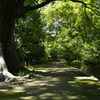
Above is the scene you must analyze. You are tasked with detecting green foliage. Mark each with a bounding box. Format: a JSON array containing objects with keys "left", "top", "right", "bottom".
[
  {"left": 18, "top": 71, "right": 28, "bottom": 76},
  {"left": 14, "top": 0, "right": 100, "bottom": 67},
  {"left": 24, "top": 0, "right": 45, "bottom": 6},
  {"left": 82, "top": 59, "right": 100, "bottom": 76},
  {"left": 15, "top": 10, "right": 46, "bottom": 64},
  {"left": 83, "top": 59, "right": 100, "bottom": 66},
  {"left": 42, "top": 0, "right": 100, "bottom": 64},
  {"left": 80, "top": 42, "right": 100, "bottom": 60},
  {"left": 71, "top": 60, "right": 82, "bottom": 68}
]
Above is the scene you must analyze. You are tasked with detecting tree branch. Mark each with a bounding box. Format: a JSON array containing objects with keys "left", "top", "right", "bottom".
[
  {"left": 16, "top": 0, "right": 99, "bottom": 18},
  {"left": 70, "top": 0, "right": 100, "bottom": 8},
  {"left": 70, "top": 0, "right": 100, "bottom": 15},
  {"left": 70, "top": 0, "right": 87, "bottom": 7},
  {"left": 16, "top": 0, "right": 55, "bottom": 18},
  {"left": 24, "top": 0, "right": 55, "bottom": 12}
]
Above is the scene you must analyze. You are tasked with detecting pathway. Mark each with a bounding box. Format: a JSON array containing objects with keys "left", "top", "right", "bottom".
[{"left": 0, "top": 62, "right": 100, "bottom": 100}]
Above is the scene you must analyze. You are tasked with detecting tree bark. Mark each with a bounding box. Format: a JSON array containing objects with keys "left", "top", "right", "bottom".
[
  {"left": 0, "top": 0, "right": 55, "bottom": 78},
  {"left": 0, "top": 0, "right": 27, "bottom": 77}
]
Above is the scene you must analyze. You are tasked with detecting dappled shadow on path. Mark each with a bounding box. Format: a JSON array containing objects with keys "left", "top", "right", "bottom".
[
  {"left": 0, "top": 66, "right": 100, "bottom": 100},
  {"left": 33, "top": 67, "right": 86, "bottom": 77}
]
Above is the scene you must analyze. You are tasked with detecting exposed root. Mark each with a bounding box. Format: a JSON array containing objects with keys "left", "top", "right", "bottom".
[
  {"left": 0, "top": 71, "right": 16, "bottom": 82},
  {"left": 0, "top": 73, "right": 5, "bottom": 81},
  {"left": 3, "top": 70, "right": 16, "bottom": 78},
  {"left": 0, "top": 43, "right": 16, "bottom": 82}
]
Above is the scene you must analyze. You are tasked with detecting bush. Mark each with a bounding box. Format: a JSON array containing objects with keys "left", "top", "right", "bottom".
[
  {"left": 83, "top": 59, "right": 100, "bottom": 66},
  {"left": 71, "top": 60, "right": 81, "bottom": 68},
  {"left": 18, "top": 71, "right": 28, "bottom": 76},
  {"left": 81, "top": 59, "right": 100, "bottom": 76}
]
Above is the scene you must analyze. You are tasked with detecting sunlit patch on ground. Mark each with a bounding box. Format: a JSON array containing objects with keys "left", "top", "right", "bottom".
[
  {"left": 10, "top": 89, "right": 25, "bottom": 93},
  {"left": 74, "top": 76, "right": 100, "bottom": 87},
  {"left": 20, "top": 96, "right": 35, "bottom": 100},
  {"left": 67, "top": 96, "right": 79, "bottom": 100},
  {"left": 0, "top": 65, "right": 100, "bottom": 100},
  {"left": 39, "top": 93, "right": 60, "bottom": 99},
  {"left": 75, "top": 76, "right": 98, "bottom": 81},
  {"left": 0, "top": 89, "right": 9, "bottom": 92}
]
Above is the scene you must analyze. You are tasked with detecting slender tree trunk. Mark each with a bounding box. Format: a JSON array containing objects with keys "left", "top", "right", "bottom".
[{"left": 0, "top": 0, "right": 27, "bottom": 78}]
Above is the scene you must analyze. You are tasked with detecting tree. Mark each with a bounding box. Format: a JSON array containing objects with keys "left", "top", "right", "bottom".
[
  {"left": 42, "top": 0, "right": 100, "bottom": 63},
  {"left": 15, "top": 11, "right": 46, "bottom": 65},
  {"left": 0, "top": 0, "right": 99, "bottom": 79},
  {"left": 0, "top": 0, "right": 55, "bottom": 78}
]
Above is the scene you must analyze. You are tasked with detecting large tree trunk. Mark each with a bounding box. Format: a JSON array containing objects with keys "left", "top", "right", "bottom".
[
  {"left": 0, "top": 0, "right": 55, "bottom": 80},
  {"left": 0, "top": 0, "right": 27, "bottom": 79}
]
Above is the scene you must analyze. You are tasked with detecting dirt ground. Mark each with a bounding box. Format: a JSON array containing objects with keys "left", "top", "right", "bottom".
[{"left": 0, "top": 63, "right": 100, "bottom": 100}]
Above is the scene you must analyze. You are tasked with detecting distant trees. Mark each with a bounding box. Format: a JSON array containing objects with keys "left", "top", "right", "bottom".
[
  {"left": 15, "top": 0, "right": 100, "bottom": 67},
  {"left": 40, "top": 0, "right": 100, "bottom": 76},
  {"left": 42, "top": 0, "right": 100, "bottom": 64},
  {"left": 0, "top": 0, "right": 99, "bottom": 79}
]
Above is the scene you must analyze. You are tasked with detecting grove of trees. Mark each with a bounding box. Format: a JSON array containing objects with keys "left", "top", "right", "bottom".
[{"left": 0, "top": 0, "right": 100, "bottom": 79}]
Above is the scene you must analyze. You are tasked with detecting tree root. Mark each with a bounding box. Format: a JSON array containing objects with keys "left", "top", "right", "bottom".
[
  {"left": 0, "top": 70, "right": 39, "bottom": 85},
  {"left": 0, "top": 71, "right": 16, "bottom": 82}
]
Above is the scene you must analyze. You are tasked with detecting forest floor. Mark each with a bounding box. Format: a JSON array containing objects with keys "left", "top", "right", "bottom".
[{"left": 0, "top": 62, "right": 100, "bottom": 100}]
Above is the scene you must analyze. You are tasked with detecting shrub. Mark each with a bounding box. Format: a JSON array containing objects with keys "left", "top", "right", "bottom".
[
  {"left": 71, "top": 60, "right": 82, "bottom": 68},
  {"left": 83, "top": 59, "right": 100, "bottom": 66},
  {"left": 81, "top": 59, "right": 100, "bottom": 76},
  {"left": 18, "top": 71, "right": 28, "bottom": 76}
]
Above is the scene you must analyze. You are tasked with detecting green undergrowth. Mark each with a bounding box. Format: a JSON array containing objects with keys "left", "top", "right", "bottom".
[{"left": 18, "top": 71, "right": 28, "bottom": 76}]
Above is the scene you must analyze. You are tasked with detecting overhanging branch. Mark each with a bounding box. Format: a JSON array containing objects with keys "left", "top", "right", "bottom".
[
  {"left": 16, "top": 0, "right": 99, "bottom": 18},
  {"left": 24, "top": 0, "right": 55, "bottom": 11},
  {"left": 16, "top": 0, "right": 55, "bottom": 18},
  {"left": 70, "top": 0, "right": 87, "bottom": 7},
  {"left": 70, "top": 0, "right": 100, "bottom": 15}
]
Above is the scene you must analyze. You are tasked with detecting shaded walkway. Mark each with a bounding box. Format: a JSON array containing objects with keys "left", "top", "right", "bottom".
[{"left": 0, "top": 63, "right": 100, "bottom": 100}]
